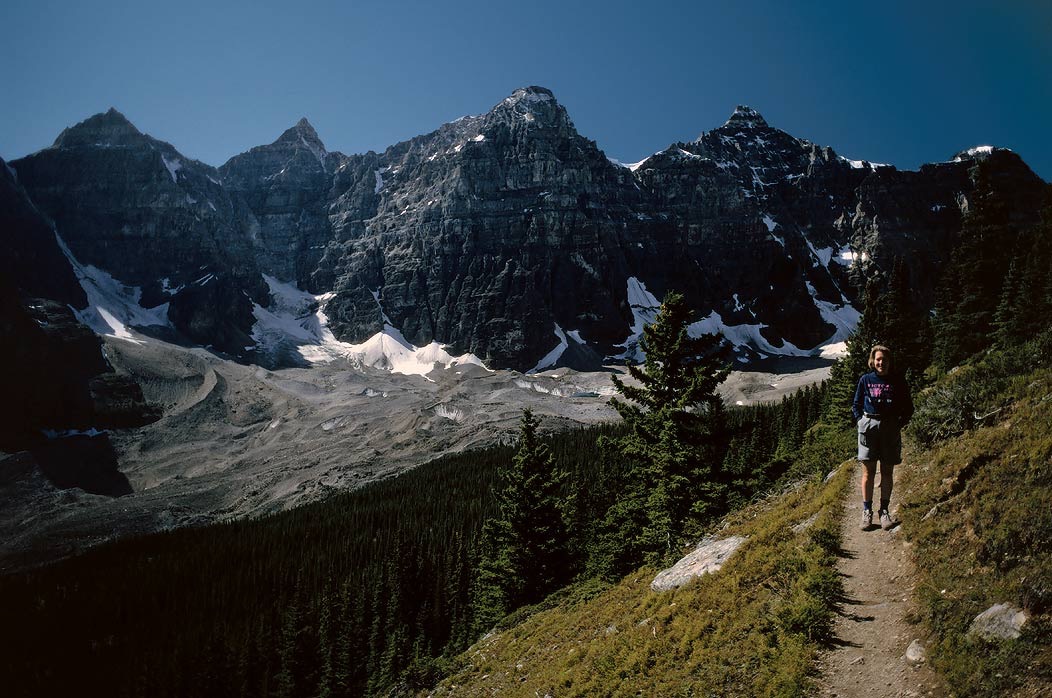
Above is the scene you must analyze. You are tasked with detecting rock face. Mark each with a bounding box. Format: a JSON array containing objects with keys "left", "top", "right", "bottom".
[
  {"left": 8, "top": 91, "right": 1048, "bottom": 371},
  {"left": 0, "top": 162, "right": 159, "bottom": 451},
  {"left": 218, "top": 118, "right": 346, "bottom": 289},
  {"left": 0, "top": 291, "right": 159, "bottom": 451},
  {"left": 312, "top": 86, "right": 651, "bottom": 369},
  {"left": 10, "top": 109, "right": 268, "bottom": 356},
  {"left": 0, "top": 157, "right": 85, "bottom": 308}
]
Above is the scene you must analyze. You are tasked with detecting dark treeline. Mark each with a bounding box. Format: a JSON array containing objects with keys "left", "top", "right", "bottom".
[
  {"left": 722, "top": 383, "right": 825, "bottom": 506},
  {"left": 1, "top": 388, "right": 824, "bottom": 697}
]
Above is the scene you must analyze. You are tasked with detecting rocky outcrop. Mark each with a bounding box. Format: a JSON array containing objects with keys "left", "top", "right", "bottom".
[
  {"left": 0, "top": 156, "right": 85, "bottom": 308},
  {"left": 10, "top": 109, "right": 268, "bottom": 356},
  {"left": 0, "top": 290, "right": 159, "bottom": 451},
  {"left": 219, "top": 118, "right": 347, "bottom": 290}
]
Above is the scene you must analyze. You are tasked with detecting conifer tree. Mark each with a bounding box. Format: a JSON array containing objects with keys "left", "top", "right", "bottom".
[
  {"left": 473, "top": 408, "right": 570, "bottom": 629},
  {"left": 932, "top": 165, "right": 1015, "bottom": 369},
  {"left": 993, "top": 258, "right": 1024, "bottom": 350},
  {"left": 599, "top": 291, "right": 730, "bottom": 570}
]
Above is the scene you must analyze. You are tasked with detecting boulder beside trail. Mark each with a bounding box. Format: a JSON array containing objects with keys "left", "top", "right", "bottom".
[
  {"left": 651, "top": 535, "right": 747, "bottom": 592},
  {"left": 967, "top": 603, "right": 1028, "bottom": 641}
]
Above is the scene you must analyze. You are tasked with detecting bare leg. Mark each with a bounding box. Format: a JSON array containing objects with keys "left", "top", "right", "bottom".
[
  {"left": 860, "top": 459, "right": 877, "bottom": 503},
  {"left": 879, "top": 460, "right": 895, "bottom": 509}
]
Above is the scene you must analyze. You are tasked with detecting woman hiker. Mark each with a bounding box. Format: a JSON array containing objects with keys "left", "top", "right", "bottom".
[{"left": 853, "top": 345, "right": 914, "bottom": 530}]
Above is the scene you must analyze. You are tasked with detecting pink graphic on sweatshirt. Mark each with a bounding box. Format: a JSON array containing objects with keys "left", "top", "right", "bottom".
[{"left": 868, "top": 383, "right": 890, "bottom": 399}]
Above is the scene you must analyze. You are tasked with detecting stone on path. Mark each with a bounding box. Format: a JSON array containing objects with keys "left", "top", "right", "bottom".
[{"left": 905, "top": 639, "right": 926, "bottom": 664}]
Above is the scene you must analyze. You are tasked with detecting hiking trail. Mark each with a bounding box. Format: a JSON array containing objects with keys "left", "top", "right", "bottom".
[{"left": 815, "top": 464, "right": 947, "bottom": 698}]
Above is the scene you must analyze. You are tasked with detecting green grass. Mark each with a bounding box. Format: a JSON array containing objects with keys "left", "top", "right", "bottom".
[
  {"left": 430, "top": 456, "right": 853, "bottom": 697},
  {"left": 898, "top": 367, "right": 1052, "bottom": 697}
]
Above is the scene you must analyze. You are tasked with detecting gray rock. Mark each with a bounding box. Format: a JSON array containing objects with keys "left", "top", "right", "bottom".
[
  {"left": 792, "top": 512, "right": 819, "bottom": 533},
  {"left": 905, "top": 639, "right": 926, "bottom": 664},
  {"left": 967, "top": 603, "right": 1028, "bottom": 640},
  {"left": 650, "top": 535, "right": 747, "bottom": 591}
]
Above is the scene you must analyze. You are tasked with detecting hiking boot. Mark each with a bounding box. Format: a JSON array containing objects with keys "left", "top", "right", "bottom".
[
  {"left": 879, "top": 510, "right": 894, "bottom": 530},
  {"left": 861, "top": 508, "right": 873, "bottom": 530}
]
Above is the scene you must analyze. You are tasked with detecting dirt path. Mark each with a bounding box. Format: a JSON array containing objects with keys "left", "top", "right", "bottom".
[{"left": 814, "top": 465, "right": 946, "bottom": 698}]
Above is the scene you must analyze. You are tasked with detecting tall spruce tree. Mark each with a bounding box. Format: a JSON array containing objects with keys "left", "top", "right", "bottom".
[
  {"left": 597, "top": 291, "right": 730, "bottom": 572},
  {"left": 473, "top": 408, "right": 570, "bottom": 630}
]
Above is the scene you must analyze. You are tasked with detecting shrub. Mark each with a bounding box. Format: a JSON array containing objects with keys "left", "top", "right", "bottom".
[{"left": 909, "top": 326, "right": 1052, "bottom": 446}]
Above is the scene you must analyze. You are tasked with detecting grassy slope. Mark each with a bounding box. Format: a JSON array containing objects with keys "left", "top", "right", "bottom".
[
  {"left": 431, "top": 368, "right": 1052, "bottom": 697},
  {"left": 897, "top": 367, "right": 1052, "bottom": 697},
  {"left": 430, "top": 459, "right": 854, "bottom": 697}
]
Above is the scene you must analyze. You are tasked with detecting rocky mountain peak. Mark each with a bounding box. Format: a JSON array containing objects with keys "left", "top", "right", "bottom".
[
  {"left": 951, "top": 145, "right": 1005, "bottom": 163},
  {"left": 275, "top": 117, "right": 327, "bottom": 160},
  {"left": 52, "top": 108, "right": 144, "bottom": 148},
  {"left": 489, "top": 86, "right": 570, "bottom": 129},
  {"left": 720, "top": 105, "right": 769, "bottom": 130}
]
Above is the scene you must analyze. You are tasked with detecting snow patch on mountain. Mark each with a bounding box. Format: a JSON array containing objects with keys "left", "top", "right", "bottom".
[
  {"left": 55, "top": 233, "right": 171, "bottom": 343},
  {"left": 528, "top": 324, "right": 568, "bottom": 374},
  {"left": 835, "top": 245, "right": 869, "bottom": 266},
  {"left": 251, "top": 275, "right": 489, "bottom": 377},
  {"left": 839, "top": 156, "right": 888, "bottom": 170},
  {"left": 161, "top": 155, "right": 182, "bottom": 183},
  {"left": 684, "top": 284, "right": 858, "bottom": 361},
  {"left": 953, "top": 145, "right": 999, "bottom": 161},
  {"left": 805, "top": 281, "right": 860, "bottom": 358},
  {"left": 433, "top": 404, "right": 466, "bottom": 422},
  {"left": 803, "top": 236, "right": 834, "bottom": 267},
  {"left": 613, "top": 277, "right": 662, "bottom": 362},
  {"left": 688, "top": 311, "right": 807, "bottom": 357}
]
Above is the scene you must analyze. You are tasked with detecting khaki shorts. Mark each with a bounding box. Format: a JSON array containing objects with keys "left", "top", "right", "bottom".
[{"left": 857, "top": 415, "right": 901, "bottom": 465}]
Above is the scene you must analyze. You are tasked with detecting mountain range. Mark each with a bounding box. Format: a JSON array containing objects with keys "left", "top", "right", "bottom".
[{"left": 1, "top": 86, "right": 1047, "bottom": 440}]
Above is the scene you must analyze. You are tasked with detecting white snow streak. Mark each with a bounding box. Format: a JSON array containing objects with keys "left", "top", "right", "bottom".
[
  {"left": 55, "top": 233, "right": 172, "bottom": 343},
  {"left": 161, "top": 155, "right": 182, "bottom": 183},
  {"left": 613, "top": 277, "right": 662, "bottom": 362},
  {"left": 528, "top": 324, "right": 568, "bottom": 374}
]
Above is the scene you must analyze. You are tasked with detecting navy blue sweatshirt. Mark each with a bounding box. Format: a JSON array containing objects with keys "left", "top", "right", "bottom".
[{"left": 852, "top": 372, "right": 914, "bottom": 424}]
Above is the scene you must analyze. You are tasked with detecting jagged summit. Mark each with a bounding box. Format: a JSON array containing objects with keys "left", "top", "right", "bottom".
[
  {"left": 275, "top": 117, "right": 326, "bottom": 152},
  {"left": 489, "top": 85, "right": 570, "bottom": 128},
  {"left": 53, "top": 107, "right": 143, "bottom": 148},
  {"left": 721, "top": 105, "right": 769, "bottom": 130},
  {"left": 951, "top": 144, "right": 1009, "bottom": 163},
  {"left": 504, "top": 86, "right": 557, "bottom": 104}
]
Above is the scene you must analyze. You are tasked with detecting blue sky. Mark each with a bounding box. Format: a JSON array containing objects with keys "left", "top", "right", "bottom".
[{"left": 2, "top": 0, "right": 1049, "bottom": 180}]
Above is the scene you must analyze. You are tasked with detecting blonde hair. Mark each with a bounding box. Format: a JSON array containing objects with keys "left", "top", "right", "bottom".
[{"left": 868, "top": 345, "right": 892, "bottom": 370}]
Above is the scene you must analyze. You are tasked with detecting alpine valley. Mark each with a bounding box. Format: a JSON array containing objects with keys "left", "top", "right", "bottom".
[{"left": 0, "top": 86, "right": 1046, "bottom": 569}]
